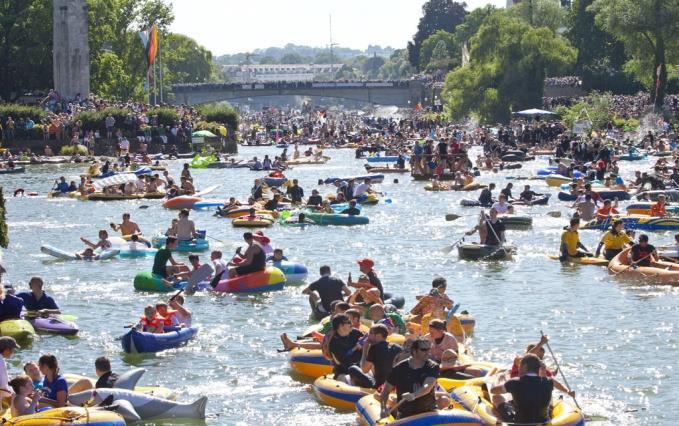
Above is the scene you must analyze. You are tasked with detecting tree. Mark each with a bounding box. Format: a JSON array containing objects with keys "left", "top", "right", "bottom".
[
  {"left": 280, "top": 53, "right": 304, "bottom": 64},
  {"left": 506, "top": 0, "right": 567, "bottom": 33},
  {"left": 419, "top": 30, "right": 457, "bottom": 71},
  {"left": 378, "top": 49, "right": 416, "bottom": 80},
  {"left": 362, "top": 55, "right": 386, "bottom": 79},
  {"left": 163, "top": 33, "right": 213, "bottom": 84},
  {"left": 258, "top": 56, "right": 277, "bottom": 64},
  {"left": 591, "top": 0, "right": 679, "bottom": 107},
  {"left": 0, "top": 0, "right": 52, "bottom": 101},
  {"left": 442, "top": 14, "right": 576, "bottom": 123},
  {"left": 335, "top": 64, "right": 360, "bottom": 80},
  {"left": 312, "top": 50, "right": 335, "bottom": 64},
  {"left": 408, "top": 0, "right": 467, "bottom": 69}
]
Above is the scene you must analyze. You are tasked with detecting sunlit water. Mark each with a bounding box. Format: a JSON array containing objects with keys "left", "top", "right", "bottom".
[{"left": 1, "top": 146, "right": 677, "bottom": 425}]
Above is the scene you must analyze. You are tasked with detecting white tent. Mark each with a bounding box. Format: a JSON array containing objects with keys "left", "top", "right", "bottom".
[{"left": 514, "top": 108, "right": 558, "bottom": 116}]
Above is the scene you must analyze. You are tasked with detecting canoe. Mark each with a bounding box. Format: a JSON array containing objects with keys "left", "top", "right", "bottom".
[
  {"left": 1, "top": 406, "right": 125, "bottom": 425},
  {"left": 626, "top": 202, "right": 679, "bottom": 216},
  {"left": 28, "top": 316, "right": 79, "bottom": 335},
  {"left": 356, "top": 394, "right": 484, "bottom": 425},
  {"left": 636, "top": 190, "right": 679, "bottom": 202},
  {"left": 270, "top": 261, "right": 308, "bottom": 283},
  {"left": 151, "top": 236, "right": 209, "bottom": 252},
  {"left": 498, "top": 215, "right": 532, "bottom": 229},
  {"left": 545, "top": 175, "right": 572, "bottom": 187},
  {"left": 121, "top": 327, "right": 199, "bottom": 353},
  {"left": 162, "top": 196, "right": 202, "bottom": 209},
  {"left": 40, "top": 245, "right": 119, "bottom": 261},
  {"left": 303, "top": 211, "right": 369, "bottom": 226},
  {"left": 558, "top": 190, "right": 630, "bottom": 202},
  {"left": 213, "top": 267, "right": 286, "bottom": 293},
  {"left": 82, "top": 192, "right": 164, "bottom": 201},
  {"left": 0, "top": 167, "right": 25, "bottom": 174},
  {"left": 324, "top": 174, "right": 384, "bottom": 184},
  {"left": 0, "top": 319, "right": 35, "bottom": 340},
  {"left": 608, "top": 248, "right": 679, "bottom": 285},
  {"left": 457, "top": 244, "right": 516, "bottom": 261},
  {"left": 581, "top": 215, "right": 679, "bottom": 231},
  {"left": 547, "top": 255, "right": 609, "bottom": 266}
]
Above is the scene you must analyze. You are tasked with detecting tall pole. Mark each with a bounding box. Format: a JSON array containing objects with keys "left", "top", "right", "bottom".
[
  {"left": 329, "top": 14, "right": 334, "bottom": 76},
  {"left": 153, "top": 59, "right": 157, "bottom": 105},
  {"left": 158, "top": 32, "right": 163, "bottom": 104}
]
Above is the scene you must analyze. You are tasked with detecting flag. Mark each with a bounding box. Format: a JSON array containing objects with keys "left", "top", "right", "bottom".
[{"left": 139, "top": 25, "right": 159, "bottom": 91}]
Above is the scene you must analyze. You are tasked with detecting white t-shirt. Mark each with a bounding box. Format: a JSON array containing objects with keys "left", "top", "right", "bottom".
[
  {"left": 0, "top": 356, "right": 12, "bottom": 396},
  {"left": 491, "top": 201, "right": 511, "bottom": 214},
  {"left": 119, "top": 138, "right": 130, "bottom": 150},
  {"left": 353, "top": 183, "right": 370, "bottom": 197},
  {"left": 213, "top": 259, "right": 228, "bottom": 279}
]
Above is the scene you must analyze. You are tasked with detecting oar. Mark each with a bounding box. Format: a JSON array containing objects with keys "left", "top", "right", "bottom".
[
  {"left": 445, "top": 303, "right": 460, "bottom": 322},
  {"left": 540, "top": 331, "right": 580, "bottom": 410},
  {"left": 378, "top": 397, "right": 408, "bottom": 423},
  {"left": 612, "top": 250, "right": 654, "bottom": 276},
  {"left": 441, "top": 236, "right": 465, "bottom": 254},
  {"left": 169, "top": 288, "right": 184, "bottom": 301},
  {"left": 206, "top": 235, "right": 226, "bottom": 244}
]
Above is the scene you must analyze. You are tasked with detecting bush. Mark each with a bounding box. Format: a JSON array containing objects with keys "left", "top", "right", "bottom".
[
  {"left": 0, "top": 103, "right": 45, "bottom": 123},
  {"left": 74, "top": 107, "right": 133, "bottom": 133},
  {"left": 197, "top": 103, "right": 239, "bottom": 131},
  {"left": 194, "top": 121, "right": 227, "bottom": 136},
  {"left": 147, "top": 107, "right": 179, "bottom": 127},
  {"left": 60, "top": 145, "right": 89, "bottom": 156}
]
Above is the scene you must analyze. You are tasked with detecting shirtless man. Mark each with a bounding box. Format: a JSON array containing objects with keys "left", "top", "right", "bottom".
[
  {"left": 180, "top": 177, "right": 195, "bottom": 195},
  {"left": 175, "top": 209, "right": 198, "bottom": 241},
  {"left": 110, "top": 213, "right": 150, "bottom": 246}
]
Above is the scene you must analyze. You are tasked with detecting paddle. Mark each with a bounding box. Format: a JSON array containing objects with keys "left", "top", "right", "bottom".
[
  {"left": 205, "top": 235, "right": 225, "bottom": 244},
  {"left": 612, "top": 250, "right": 654, "bottom": 276},
  {"left": 441, "top": 236, "right": 465, "bottom": 254},
  {"left": 445, "top": 303, "right": 460, "bottom": 322},
  {"left": 169, "top": 289, "right": 184, "bottom": 301},
  {"left": 540, "top": 331, "right": 581, "bottom": 410},
  {"left": 378, "top": 397, "right": 408, "bottom": 423}
]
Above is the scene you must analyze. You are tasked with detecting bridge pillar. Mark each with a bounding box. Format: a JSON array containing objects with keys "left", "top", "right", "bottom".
[{"left": 53, "top": 0, "right": 90, "bottom": 100}]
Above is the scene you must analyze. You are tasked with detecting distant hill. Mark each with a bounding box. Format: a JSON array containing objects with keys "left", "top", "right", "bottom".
[{"left": 215, "top": 43, "right": 395, "bottom": 65}]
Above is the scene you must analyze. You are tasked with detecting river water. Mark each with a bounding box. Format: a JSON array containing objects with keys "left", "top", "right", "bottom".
[{"left": 1, "top": 146, "right": 676, "bottom": 425}]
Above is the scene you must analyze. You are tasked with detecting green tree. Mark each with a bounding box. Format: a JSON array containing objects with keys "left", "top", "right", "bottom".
[
  {"left": 280, "top": 53, "right": 304, "bottom": 64},
  {"left": 258, "top": 56, "right": 277, "bottom": 64},
  {"left": 362, "top": 55, "right": 386, "bottom": 79},
  {"left": 163, "top": 33, "right": 213, "bottom": 84},
  {"left": 443, "top": 14, "right": 576, "bottom": 123},
  {"left": 312, "top": 50, "right": 335, "bottom": 64},
  {"left": 506, "top": 0, "right": 567, "bottom": 32},
  {"left": 420, "top": 30, "right": 457, "bottom": 71},
  {"left": 591, "top": 0, "right": 679, "bottom": 107},
  {"left": 407, "top": 0, "right": 467, "bottom": 69},
  {"left": 378, "top": 49, "right": 416, "bottom": 79},
  {"left": 0, "top": 0, "right": 52, "bottom": 101},
  {"left": 335, "top": 64, "right": 360, "bottom": 80}
]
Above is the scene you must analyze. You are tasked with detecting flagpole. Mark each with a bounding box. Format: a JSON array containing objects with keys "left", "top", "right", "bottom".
[{"left": 158, "top": 32, "right": 163, "bottom": 104}]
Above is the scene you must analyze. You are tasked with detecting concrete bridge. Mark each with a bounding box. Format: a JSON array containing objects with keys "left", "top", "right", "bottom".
[{"left": 171, "top": 80, "right": 424, "bottom": 107}]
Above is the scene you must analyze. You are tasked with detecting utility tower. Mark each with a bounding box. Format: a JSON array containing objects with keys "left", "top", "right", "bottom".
[{"left": 53, "top": 0, "right": 90, "bottom": 99}]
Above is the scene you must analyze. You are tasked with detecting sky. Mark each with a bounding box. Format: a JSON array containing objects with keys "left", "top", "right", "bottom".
[{"left": 169, "top": 0, "right": 505, "bottom": 56}]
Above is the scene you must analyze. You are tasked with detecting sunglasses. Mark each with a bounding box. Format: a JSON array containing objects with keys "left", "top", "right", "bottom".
[{"left": 417, "top": 346, "right": 431, "bottom": 352}]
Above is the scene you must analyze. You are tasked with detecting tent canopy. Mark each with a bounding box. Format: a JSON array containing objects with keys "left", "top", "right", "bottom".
[
  {"left": 514, "top": 108, "right": 558, "bottom": 116},
  {"left": 192, "top": 130, "right": 218, "bottom": 138}
]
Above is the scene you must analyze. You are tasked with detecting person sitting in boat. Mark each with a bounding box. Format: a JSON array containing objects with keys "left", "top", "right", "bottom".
[
  {"left": 152, "top": 237, "right": 189, "bottom": 286},
  {"left": 180, "top": 163, "right": 192, "bottom": 182},
  {"left": 347, "top": 259, "right": 384, "bottom": 307},
  {"left": 17, "top": 277, "right": 60, "bottom": 316},
  {"left": 302, "top": 265, "right": 351, "bottom": 320},
  {"left": 519, "top": 185, "right": 542, "bottom": 203},
  {"left": 650, "top": 194, "right": 668, "bottom": 217},
  {"left": 54, "top": 177, "right": 70, "bottom": 193},
  {"left": 166, "top": 184, "right": 180, "bottom": 199},
  {"left": 465, "top": 208, "right": 505, "bottom": 247},
  {"left": 110, "top": 213, "right": 149, "bottom": 245},
  {"left": 262, "top": 155, "right": 272, "bottom": 170},
  {"left": 329, "top": 192, "right": 347, "bottom": 206},
  {"left": 8, "top": 376, "right": 38, "bottom": 417},
  {"left": 136, "top": 305, "right": 164, "bottom": 334},
  {"left": 38, "top": 353, "right": 68, "bottom": 408},
  {"left": 169, "top": 294, "right": 192, "bottom": 327},
  {"left": 478, "top": 183, "right": 495, "bottom": 207},
  {"left": 251, "top": 157, "right": 263, "bottom": 171},
  {"left": 251, "top": 179, "right": 264, "bottom": 200},
  {"left": 630, "top": 234, "right": 657, "bottom": 267},
  {"left": 180, "top": 177, "right": 195, "bottom": 195},
  {"left": 347, "top": 323, "right": 402, "bottom": 389},
  {"left": 595, "top": 198, "right": 619, "bottom": 221},
  {"left": 439, "top": 348, "right": 484, "bottom": 379},
  {"left": 266, "top": 248, "right": 288, "bottom": 263},
  {"left": 424, "top": 319, "right": 458, "bottom": 362},
  {"left": 123, "top": 180, "right": 136, "bottom": 195},
  {"left": 176, "top": 209, "right": 198, "bottom": 242},
  {"left": 307, "top": 189, "right": 323, "bottom": 207},
  {"left": 354, "top": 178, "right": 374, "bottom": 198},
  {"left": 500, "top": 183, "right": 514, "bottom": 200},
  {"left": 165, "top": 219, "right": 178, "bottom": 237},
  {"left": 560, "top": 217, "right": 591, "bottom": 260},
  {"left": 228, "top": 232, "right": 266, "bottom": 278},
  {"left": 94, "top": 357, "right": 118, "bottom": 389},
  {"left": 595, "top": 219, "right": 633, "bottom": 260},
  {"left": 0, "top": 286, "right": 24, "bottom": 322},
  {"left": 80, "top": 230, "right": 112, "bottom": 253},
  {"left": 368, "top": 304, "right": 406, "bottom": 335},
  {"left": 23, "top": 362, "right": 42, "bottom": 391},
  {"left": 340, "top": 200, "right": 360, "bottom": 216},
  {"left": 491, "top": 193, "right": 514, "bottom": 214},
  {"left": 263, "top": 194, "right": 281, "bottom": 211},
  {"left": 380, "top": 337, "right": 441, "bottom": 420},
  {"left": 218, "top": 197, "right": 242, "bottom": 214},
  {"left": 408, "top": 278, "right": 454, "bottom": 325},
  {"left": 326, "top": 313, "right": 365, "bottom": 383}
]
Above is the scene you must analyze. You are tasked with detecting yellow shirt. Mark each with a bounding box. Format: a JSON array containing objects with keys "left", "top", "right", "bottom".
[
  {"left": 601, "top": 231, "right": 631, "bottom": 250},
  {"left": 561, "top": 229, "right": 580, "bottom": 256}
]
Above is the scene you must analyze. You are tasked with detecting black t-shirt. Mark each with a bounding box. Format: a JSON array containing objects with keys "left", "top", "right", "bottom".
[
  {"left": 328, "top": 329, "right": 364, "bottom": 376},
  {"left": 500, "top": 188, "right": 512, "bottom": 199},
  {"left": 437, "top": 141, "right": 448, "bottom": 156},
  {"left": 308, "top": 276, "right": 346, "bottom": 311},
  {"left": 367, "top": 271, "right": 384, "bottom": 299},
  {"left": 485, "top": 220, "right": 506, "bottom": 246},
  {"left": 307, "top": 195, "right": 323, "bottom": 206},
  {"left": 367, "top": 341, "right": 402, "bottom": 386},
  {"left": 631, "top": 243, "right": 655, "bottom": 266},
  {"left": 504, "top": 375, "right": 553, "bottom": 424},
  {"left": 340, "top": 207, "right": 360, "bottom": 216},
  {"left": 387, "top": 358, "right": 439, "bottom": 418},
  {"left": 95, "top": 371, "right": 119, "bottom": 389},
  {"left": 264, "top": 199, "right": 278, "bottom": 210},
  {"left": 479, "top": 189, "right": 492, "bottom": 205}
]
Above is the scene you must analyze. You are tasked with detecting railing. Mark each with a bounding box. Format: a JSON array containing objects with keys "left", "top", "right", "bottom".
[{"left": 172, "top": 80, "right": 411, "bottom": 92}]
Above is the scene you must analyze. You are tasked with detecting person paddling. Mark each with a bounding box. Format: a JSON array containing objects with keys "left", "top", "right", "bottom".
[{"left": 560, "top": 218, "right": 591, "bottom": 261}]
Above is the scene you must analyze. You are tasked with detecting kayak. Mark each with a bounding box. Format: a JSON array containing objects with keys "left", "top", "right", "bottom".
[
  {"left": 626, "top": 202, "right": 679, "bottom": 216},
  {"left": 132, "top": 271, "right": 211, "bottom": 293},
  {"left": 0, "top": 319, "right": 35, "bottom": 340},
  {"left": 581, "top": 215, "right": 679, "bottom": 231},
  {"left": 608, "top": 248, "right": 679, "bottom": 284},
  {"left": 162, "top": 196, "right": 202, "bottom": 209},
  {"left": 324, "top": 174, "right": 384, "bottom": 184},
  {"left": 213, "top": 267, "right": 286, "bottom": 293},
  {"left": 356, "top": 394, "right": 483, "bottom": 425},
  {"left": 303, "top": 211, "right": 369, "bottom": 226},
  {"left": 545, "top": 175, "right": 572, "bottom": 187},
  {"left": 28, "top": 316, "right": 79, "bottom": 335},
  {"left": 457, "top": 244, "right": 516, "bottom": 261},
  {"left": 151, "top": 236, "right": 209, "bottom": 252},
  {"left": 270, "top": 261, "right": 308, "bottom": 284},
  {"left": 121, "top": 327, "right": 199, "bottom": 353},
  {"left": 0, "top": 406, "right": 125, "bottom": 425},
  {"left": 40, "top": 245, "right": 119, "bottom": 261},
  {"left": 498, "top": 215, "right": 532, "bottom": 229},
  {"left": 510, "top": 194, "right": 551, "bottom": 206},
  {"left": 547, "top": 255, "right": 609, "bottom": 266}
]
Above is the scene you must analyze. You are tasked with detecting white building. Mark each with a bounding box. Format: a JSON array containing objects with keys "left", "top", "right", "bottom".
[{"left": 223, "top": 64, "right": 344, "bottom": 83}]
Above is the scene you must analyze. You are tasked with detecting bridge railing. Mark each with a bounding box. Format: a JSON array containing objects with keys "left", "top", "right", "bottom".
[{"left": 172, "top": 80, "right": 412, "bottom": 92}]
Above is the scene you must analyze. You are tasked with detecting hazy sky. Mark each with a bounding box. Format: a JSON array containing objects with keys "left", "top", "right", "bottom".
[{"left": 169, "top": 0, "right": 505, "bottom": 56}]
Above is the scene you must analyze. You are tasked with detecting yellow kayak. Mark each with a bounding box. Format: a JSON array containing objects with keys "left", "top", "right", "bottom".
[
  {"left": 0, "top": 319, "right": 35, "bottom": 340},
  {"left": 545, "top": 174, "right": 572, "bottom": 187},
  {"left": 548, "top": 255, "right": 609, "bottom": 266},
  {"left": 0, "top": 406, "right": 125, "bottom": 425}
]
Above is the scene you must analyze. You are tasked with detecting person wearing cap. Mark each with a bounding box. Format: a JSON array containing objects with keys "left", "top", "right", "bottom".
[
  {"left": 303, "top": 266, "right": 351, "bottom": 320},
  {"left": 594, "top": 219, "right": 633, "bottom": 260},
  {"left": 16, "top": 277, "right": 60, "bottom": 315},
  {"left": 630, "top": 234, "right": 657, "bottom": 267},
  {"left": 348, "top": 258, "right": 384, "bottom": 304},
  {"left": 253, "top": 231, "right": 273, "bottom": 255},
  {"left": 650, "top": 194, "right": 668, "bottom": 217},
  {"left": 0, "top": 336, "right": 20, "bottom": 397},
  {"left": 228, "top": 232, "right": 266, "bottom": 277},
  {"left": 559, "top": 218, "right": 591, "bottom": 261},
  {"left": 424, "top": 319, "right": 459, "bottom": 362},
  {"left": 0, "top": 286, "right": 24, "bottom": 322}
]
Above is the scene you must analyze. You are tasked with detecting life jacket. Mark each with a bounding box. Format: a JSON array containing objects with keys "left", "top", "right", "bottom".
[{"left": 140, "top": 315, "right": 163, "bottom": 332}]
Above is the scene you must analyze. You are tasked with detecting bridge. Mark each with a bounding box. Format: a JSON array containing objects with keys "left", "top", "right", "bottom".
[{"left": 171, "top": 80, "right": 424, "bottom": 107}]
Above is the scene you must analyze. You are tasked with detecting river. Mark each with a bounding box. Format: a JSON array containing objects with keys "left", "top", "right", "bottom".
[{"left": 0, "top": 146, "right": 676, "bottom": 425}]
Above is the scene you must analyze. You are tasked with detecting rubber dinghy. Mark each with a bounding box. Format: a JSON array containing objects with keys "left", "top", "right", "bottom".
[
  {"left": 68, "top": 388, "right": 208, "bottom": 420},
  {"left": 121, "top": 327, "right": 199, "bottom": 353}
]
